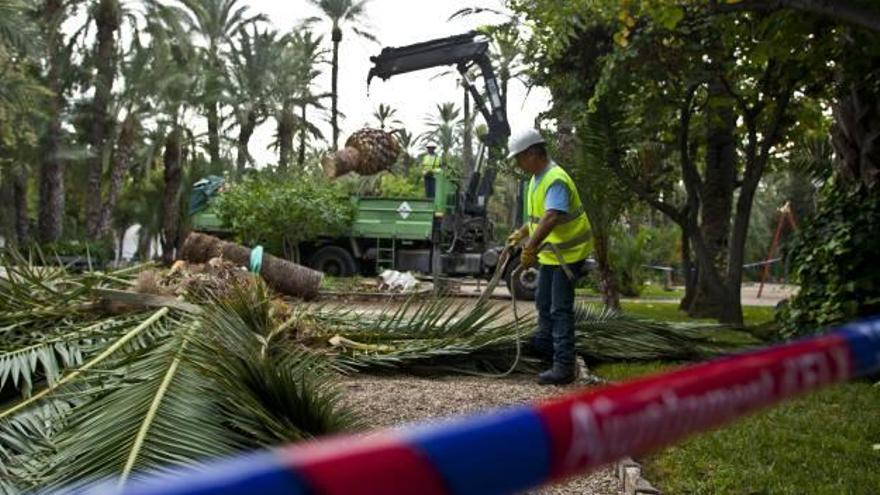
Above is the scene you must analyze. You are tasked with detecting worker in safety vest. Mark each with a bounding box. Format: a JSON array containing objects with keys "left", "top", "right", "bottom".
[
  {"left": 422, "top": 144, "right": 442, "bottom": 198},
  {"left": 506, "top": 129, "right": 591, "bottom": 385}
]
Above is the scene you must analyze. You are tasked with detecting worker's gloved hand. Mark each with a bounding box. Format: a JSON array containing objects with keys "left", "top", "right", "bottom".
[
  {"left": 506, "top": 230, "right": 525, "bottom": 247},
  {"left": 520, "top": 245, "right": 538, "bottom": 268}
]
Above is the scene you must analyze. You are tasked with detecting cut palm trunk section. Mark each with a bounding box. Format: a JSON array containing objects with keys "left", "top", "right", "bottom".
[
  {"left": 321, "top": 128, "right": 401, "bottom": 178},
  {"left": 180, "top": 233, "right": 323, "bottom": 300}
]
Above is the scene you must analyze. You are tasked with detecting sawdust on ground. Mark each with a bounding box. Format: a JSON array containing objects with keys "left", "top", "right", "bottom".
[{"left": 342, "top": 374, "right": 621, "bottom": 495}]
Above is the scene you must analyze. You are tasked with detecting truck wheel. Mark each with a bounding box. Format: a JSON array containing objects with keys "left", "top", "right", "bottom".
[
  {"left": 506, "top": 258, "right": 538, "bottom": 301},
  {"left": 309, "top": 246, "right": 358, "bottom": 277}
]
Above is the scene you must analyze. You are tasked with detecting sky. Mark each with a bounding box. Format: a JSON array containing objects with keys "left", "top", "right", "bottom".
[{"left": 242, "top": 0, "right": 551, "bottom": 166}]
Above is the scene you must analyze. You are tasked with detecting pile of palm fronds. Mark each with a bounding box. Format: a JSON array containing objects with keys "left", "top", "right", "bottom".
[
  {"left": 0, "top": 251, "right": 748, "bottom": 492},
  {"left": 0, "top": 254, "right": 357, "bottom": 493}
]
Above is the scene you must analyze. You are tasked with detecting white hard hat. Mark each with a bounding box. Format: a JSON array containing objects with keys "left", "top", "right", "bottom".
[{"left": 506, "top": 128, "right": 546, "bottom": 159}]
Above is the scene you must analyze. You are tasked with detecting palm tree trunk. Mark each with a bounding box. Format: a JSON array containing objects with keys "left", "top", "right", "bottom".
[
  {"left": 161, "top": 128, "right": 183, "bottom": 264},
  {"left": 99, "top": 114, "right": 137, "bottom": 235},
  {"left": 331, "top": 25, "right": 341, "bottom": 151},
  {"left": 278, "top": 104, "right": 294, "bottom": 171},
  {"left": 236, "top": 110, "right": 257, "bottom": 176},
  {"left": 38, "top": 0, "right": 66, "bottom": 244},
  {"left": 13, "top": 167, "right": 29, "bottom": 245},
  {"left": 298, "top": 104, "right": 307, "bottom": 169},
  {"left": 86, "top": 0, "right": 120, "bottom": 238},
  {"left": 208, "top": 102, "right": 221, "bottom": 169}
]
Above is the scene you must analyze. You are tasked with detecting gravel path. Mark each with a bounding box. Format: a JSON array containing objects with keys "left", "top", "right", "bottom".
[{"left": 342, "top": 374, "right": 620, "bottom": 495}]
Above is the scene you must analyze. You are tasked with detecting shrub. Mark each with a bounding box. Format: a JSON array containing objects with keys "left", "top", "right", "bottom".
[
  {"left": 777, "top": 180, "right": 880, "bottom": 337},
  {"left": 213, "top": 172, "right": 356, "bottom": 253}
]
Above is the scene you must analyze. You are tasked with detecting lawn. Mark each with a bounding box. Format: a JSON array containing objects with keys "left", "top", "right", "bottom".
[{"left": 594, "top": 314, "right": 880, "bottom": 494}]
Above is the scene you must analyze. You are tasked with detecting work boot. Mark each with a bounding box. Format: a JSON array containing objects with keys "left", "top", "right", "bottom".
[{"left": 538, "top": 363, "right": 577, "bottom": 385}]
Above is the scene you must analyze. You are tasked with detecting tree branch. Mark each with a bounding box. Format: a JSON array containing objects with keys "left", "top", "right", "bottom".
[{"left": 709, "top": 0, "right": 880, "bottom": 33}]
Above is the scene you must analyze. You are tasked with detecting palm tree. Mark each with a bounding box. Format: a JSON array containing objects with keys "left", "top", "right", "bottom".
[
  {"left": 84, "top": 0, "right": 123, "bottom": 237},
  {"left": 143, "top": 1, "right": 199, "bottom": 263},
  {"left": 422, "top": 102, "right": 462, "bottom": 164},
  {"left": 372, "top": 103, "right": 401, "bottom": 130},
  {"left": 176, "top": 0, "right": 264, "bottom": 170},
  {"left": 307, "top": 0, "right": 375, "bottom": 151},
  {"left": 269, "top": 29, "right": 327, "bottom": 171},
  {"left": 228, "top": 25, "right": 277, "bottom": 175},
  {"left": 37, "top": 0, "right": 69, "bottom": 243}
]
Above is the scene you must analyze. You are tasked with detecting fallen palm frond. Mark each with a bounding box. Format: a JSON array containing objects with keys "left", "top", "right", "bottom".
[
  {"left": 303, "top": 300, "right": 740, "bottom": 374},
  {"left": 572, "top": 304, "right": 737, "bottom": 362},
  {"left": 302, "top": 298, "right": 541, "bottom": 374}
]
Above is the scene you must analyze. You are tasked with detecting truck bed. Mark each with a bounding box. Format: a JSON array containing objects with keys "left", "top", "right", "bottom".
[{"left": 351, "top": 196, "right": 434, "bottom": 240}]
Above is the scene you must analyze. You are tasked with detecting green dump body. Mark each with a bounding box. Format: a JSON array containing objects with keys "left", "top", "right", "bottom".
[{"left": 191, "top": 171, "right": 457, "bottom": 242}]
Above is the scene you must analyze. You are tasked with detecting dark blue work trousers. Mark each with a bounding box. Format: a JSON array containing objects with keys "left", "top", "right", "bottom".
[{"left": 531, "top": 261, "right": 583, "bottom": 368}]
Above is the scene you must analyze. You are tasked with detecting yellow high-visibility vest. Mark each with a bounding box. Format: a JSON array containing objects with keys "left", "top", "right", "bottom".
[
  {"left": 527, "top": 164, "right": 592, "bottom": 265},
  {"left": 422, "top": 154, "right": 441, "bottom": 174}
]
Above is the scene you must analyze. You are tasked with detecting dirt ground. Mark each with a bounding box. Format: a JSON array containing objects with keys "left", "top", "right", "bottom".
[{"left": 342, "top": 374, "right": 620, "bottom": 495}]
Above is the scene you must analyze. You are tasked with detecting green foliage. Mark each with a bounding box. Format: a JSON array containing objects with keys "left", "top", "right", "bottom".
[
  {"left": 609, "top": 226, "right": 678, "bottom": 297},
  {"left": 213, "top": 171, "right": 355, "bottom": 252},
  {"left": 778, "top": 182, "right": 880, "bottom": 336},
  {"left": 377, "top": 171, "right": 421, "bottom": 198}
]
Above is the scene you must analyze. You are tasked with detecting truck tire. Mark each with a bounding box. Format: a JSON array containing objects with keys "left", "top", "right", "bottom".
[
  {"left": 506, "top": 258, "right": 538, "bottom": 301},
  {"left": 309, "top": 246, "right": 358, "bottom": 277}
]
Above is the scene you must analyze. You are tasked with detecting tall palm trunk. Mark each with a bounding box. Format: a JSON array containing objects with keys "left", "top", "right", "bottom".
[
  {"left": 13, "top": 167, "right": 29, "bottom": 245},
  {"left": 86, "top": 0, "right": 120, "bottom": 237},
  {"left": 161, "top": 128, "right": 183, "bottom": 264},
  {"left": 236, "top": 110, "right": 257, "bottom": 176},
  {"left": 330, "top": 25, "right": 341, "bottom": 151},
  {"left": 38, "top": 0, "right": 66, "bottom": 244},
  {"left": 277, "top": 104, "right": 295, "bottom": 171},
  {"left": 208, "top": 101, "right": 221, "bottom": 169},
  {"left": 298, "top": 104, "right": 307, "bottom": 168},
  {"left": 99, "top": 114, "right": 138, "bottom": 234}
]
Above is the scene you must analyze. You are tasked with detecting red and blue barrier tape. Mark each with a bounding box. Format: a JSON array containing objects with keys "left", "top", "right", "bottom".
[{"left": 87, "top": 317, "right": 880, "bottom": 495}]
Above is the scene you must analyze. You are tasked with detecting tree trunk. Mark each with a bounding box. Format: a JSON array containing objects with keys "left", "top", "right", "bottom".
[
  {"left": 689, "top": 79, "right": 737, "bottom": 319},
  {"left": 832, "top": 82, "right": 880, "bottom": 190},
  {"left": 181, "top": 232, "right": 323, "bottom": 300},
  {"left": 593, "top": 228, "right": 621, "bottom": 310},
  {"left": 679, "top": 226, "right": 697, "bottom": 311},
  {"left": 278, "top": 104, "right": 295, "bottom": 171},
  {"left": 38, "top": 0, "right": 66, "bottom": 244},
  {"left": 207, "top": 101, "right": 221, "bottom": 170},
  {"left": 236, "top": 110, "right": 257, "bottom": 176},
  {"left": 99, "top": 114, "right": 137, "bottom": 234},
  {"left": 13, "top": 167, "right": 29, "bottom": 245},
  {"left": 331, "top": 25, "right": 341, "bottom": 151},
  {"left": 298, "top": 104, "right": 307, "bottom": 169},
  {"left": 161, "top": 128, "right": 183, "bottom": 264},
  {"left": 86, "top": 0, "right": 120, "bottom": 238}
]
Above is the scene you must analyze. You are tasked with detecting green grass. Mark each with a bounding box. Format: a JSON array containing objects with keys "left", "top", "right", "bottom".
[
  {"left": 576, "top": 284, "right": 685, "bottom": 300},
  {"left": 595, "top": 358, "right": 880, "bottom": 494}
]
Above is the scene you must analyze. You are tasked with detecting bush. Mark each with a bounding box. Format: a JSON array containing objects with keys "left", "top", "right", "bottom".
[
  {"left": 213, "top": 172, "right": 356, "bottom": 253},
  {"left": 377, "top": 171, "right": 422, "bottom": 197},
  {"left": 777, "top": 181, "right": 880, "bottom": 337}
]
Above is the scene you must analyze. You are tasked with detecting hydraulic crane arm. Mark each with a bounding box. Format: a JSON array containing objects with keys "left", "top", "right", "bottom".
[{"left": 368, "top": 31, "right": 511, "bottom": 148}]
